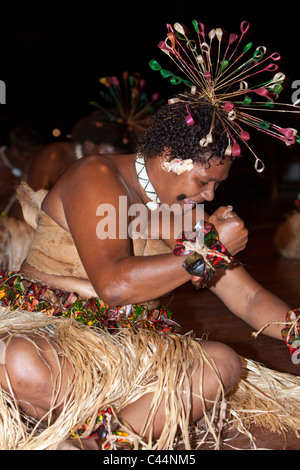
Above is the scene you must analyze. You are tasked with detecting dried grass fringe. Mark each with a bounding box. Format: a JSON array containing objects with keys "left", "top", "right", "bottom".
[
  {"left": 226, "top": 357, "right": 300, "bottom": 446},
  {"left": 0, "top": 306, "right": 225, "bottom": 450},
  {"left": 1, "top": 306, "right": 300, "bottom": 450}
]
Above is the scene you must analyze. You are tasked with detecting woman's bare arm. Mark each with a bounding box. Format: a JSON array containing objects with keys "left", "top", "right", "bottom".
[
  {"left": 43, "top": 157, "right": 249, "bottom": 306},
  {"left": 21, "top": 261, "right": 98, "bottom": 298},
  {"left": 209, "top": 265, "right": 290, "bottom": 340},
  {"left": 48, "top": 158, "right": 190, "bottom": 305}
]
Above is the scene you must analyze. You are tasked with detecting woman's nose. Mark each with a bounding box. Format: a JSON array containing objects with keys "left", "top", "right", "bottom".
[{"left": 201, "top": 183, "right": 215, "bottom": 202}]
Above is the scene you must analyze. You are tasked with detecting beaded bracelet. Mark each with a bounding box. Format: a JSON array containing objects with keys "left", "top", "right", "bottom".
[
  {"left": 281, "top": 308, "right": 300, "bottom": 360},
  {"left": 173, "top": 222, "right": 234, "bottom": 289}
]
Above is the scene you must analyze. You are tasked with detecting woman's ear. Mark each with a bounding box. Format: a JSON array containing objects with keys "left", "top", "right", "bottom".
[
  {"left": 160, "top": 148, "right": 173, "bottom": 171},
  {"left": 161, "top": 148, "right": 172, "bottom": 161}
]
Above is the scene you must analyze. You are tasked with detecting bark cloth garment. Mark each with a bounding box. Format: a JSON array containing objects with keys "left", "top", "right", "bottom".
[
  {"left": 1, "top": 182, "right": 300, "bottom": 450},
  {"left": 0, "top": 215, "right": 34, "bottom": 271}
]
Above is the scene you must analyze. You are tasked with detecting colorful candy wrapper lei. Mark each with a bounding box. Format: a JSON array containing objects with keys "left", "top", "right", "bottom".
[
  {"left": 174, "top": 222, "right": 234, "bottom": 288},
  {"left": 0, "top": 270, "right": 180, "bottom": 333},
  {"left": 71, "top": 407, "right": 134, "bottom": 450},
  {"left": 281, "top": 308, "right": 300, "bottom": 359}
]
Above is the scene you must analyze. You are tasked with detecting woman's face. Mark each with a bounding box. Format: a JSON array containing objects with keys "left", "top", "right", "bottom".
[{"left": 148, "top": 154, "right": 232, "bottom": 210}]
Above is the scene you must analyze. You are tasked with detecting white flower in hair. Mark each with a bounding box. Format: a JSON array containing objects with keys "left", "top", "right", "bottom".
[{"left": 163, "top": 158, "right": 194, "bottom": 175}]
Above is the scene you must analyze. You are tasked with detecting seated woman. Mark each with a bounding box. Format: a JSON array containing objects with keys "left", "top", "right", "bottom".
[{"left": 0, "top": 99, "right": 298, "bottom": 450}]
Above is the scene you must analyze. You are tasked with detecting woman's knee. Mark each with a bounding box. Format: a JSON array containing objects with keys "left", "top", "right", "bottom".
[
  {"left": 0, "top": 333, "right": 73, "bottom": 420},
  {"left": 2, "top": 335, "right": 54, "bottom": 394},
  {"left": 202, "top": 341, "right": 241, "bottom": 394}
]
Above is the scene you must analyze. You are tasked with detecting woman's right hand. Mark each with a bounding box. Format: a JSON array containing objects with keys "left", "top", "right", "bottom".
[{"left": 208, "top": 206, "right": 248, "bottom": 256}]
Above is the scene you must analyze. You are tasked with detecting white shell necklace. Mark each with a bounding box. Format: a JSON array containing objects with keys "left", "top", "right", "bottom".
[{"left": 135, "top": 154, "right": 160, "bottom": 211}]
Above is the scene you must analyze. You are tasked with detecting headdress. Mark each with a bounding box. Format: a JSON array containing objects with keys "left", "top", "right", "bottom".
[
  {"left": 149, "top": 20, "right": 300, "bottom": 172},
  {"left": 90, "top": 72, "right": 163, "bottom": 140}
]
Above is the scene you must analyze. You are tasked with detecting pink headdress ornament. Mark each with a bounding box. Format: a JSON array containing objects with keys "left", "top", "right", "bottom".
[{"left": 149, "top": 20, "right": 300, "bottom": 173}]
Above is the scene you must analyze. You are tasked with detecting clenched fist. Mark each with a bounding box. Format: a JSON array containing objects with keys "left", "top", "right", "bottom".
[{"left": 208, "top": 206, "right": 248, "bottom": 256}]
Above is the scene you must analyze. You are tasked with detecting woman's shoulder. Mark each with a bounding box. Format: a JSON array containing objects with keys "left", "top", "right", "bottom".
[
  {"left": 72, "top": 154, "right": 118, "bottom": 172},
  {"left": 42, "top": 154, "right": 133, "bottom": 229},
  {"left": 55, "top": 154, "right": 136, "bottom": 205},
  {"left": 65, "top": 154, "right": 132, "bottom": 182}
]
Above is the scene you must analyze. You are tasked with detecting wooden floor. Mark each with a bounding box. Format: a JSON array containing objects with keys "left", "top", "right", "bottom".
[{"left": 165, "top": 194, "right": 300, "bottom": 450}]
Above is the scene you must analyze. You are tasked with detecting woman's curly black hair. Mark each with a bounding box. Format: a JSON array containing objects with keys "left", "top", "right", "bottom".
[{"left": 137, "top": 96, "right": 239, "bottom": 164}]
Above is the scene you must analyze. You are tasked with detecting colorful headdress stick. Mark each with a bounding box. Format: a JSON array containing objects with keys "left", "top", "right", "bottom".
[
  {"left": 149, "top": 21, "right": 300, "bottom": 172},
  {"left": 90, "top": 71, "right": 162, "bottom": 136}
]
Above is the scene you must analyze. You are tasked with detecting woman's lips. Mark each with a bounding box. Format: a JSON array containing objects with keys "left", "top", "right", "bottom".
[{"left": 184, "top": 197, "right": 196, "bottom": 208}]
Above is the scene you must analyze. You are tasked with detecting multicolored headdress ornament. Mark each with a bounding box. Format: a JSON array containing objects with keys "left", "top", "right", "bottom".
[
  {"left": 90, "top": 72, "right": 162, "bottom": 138},
  {"left": 149, "top": 21, "right": 300, "bottom": 172}
]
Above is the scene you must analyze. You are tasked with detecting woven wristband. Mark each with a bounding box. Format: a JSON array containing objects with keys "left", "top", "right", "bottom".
[
  {"left": 281, "top": 308, "right": 300, "bottom": 359},
  {"left": 173, "top": 222, "right": 234, "bottom": 289}
]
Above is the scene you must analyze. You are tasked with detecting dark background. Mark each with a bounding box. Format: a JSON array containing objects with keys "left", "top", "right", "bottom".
[{"left": 0, "top": 0, "right": 299, "bottom": 144}]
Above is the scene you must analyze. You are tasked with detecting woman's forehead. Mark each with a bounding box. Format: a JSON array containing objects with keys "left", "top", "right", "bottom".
[{"left": 193, "top": 157, "right": 231, "bottom": 179}]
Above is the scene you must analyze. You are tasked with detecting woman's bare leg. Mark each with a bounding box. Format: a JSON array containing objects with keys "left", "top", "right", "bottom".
[
  {"left": 120, "top": 341, "right": 241, "bottom": 438},
  {"left": 0, "top": 335, "right": 241, "bottom": 449}
]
